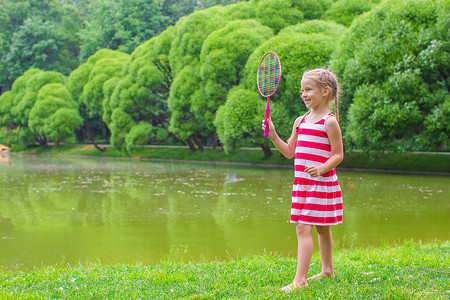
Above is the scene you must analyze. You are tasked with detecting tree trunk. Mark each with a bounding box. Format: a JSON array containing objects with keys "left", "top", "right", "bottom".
[
  {"left": 82, "top": 123, "right": 107, "bottom": 152},
  {"left": 37, "top": 136, "right": 48, "bottom": 149},
  {"left": 104, "top": 124, "right": 111, "bottom": 144},
  {"left": 54, "top": 140, "right": 60, "bottom": 147},
  {"left": 213, "top": 131, "right": 219, "bottom": 149},
  {"left": 75, "top": 129, "right": 84, "bottom": 143},
  {"left": 90, "top": 138, "right": 107, "bottom": 152},
  {"left": 193, "top": 133, "right": 204, "bottom": 152},
  {"left": 261, "top": 144, "right": 273, "bottom": 157},
  {"left": 186, "top": 136, "right": 197, "bottom": 152}
]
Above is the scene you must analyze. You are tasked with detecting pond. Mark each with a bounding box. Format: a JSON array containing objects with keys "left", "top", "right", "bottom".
[{"left": 0, "top": 155, "right": 448, "bottom": 270}]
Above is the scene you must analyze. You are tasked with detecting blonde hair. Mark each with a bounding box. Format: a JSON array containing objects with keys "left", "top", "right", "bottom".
[{"left": 302, "top": 68, "right": 340, "bottom": 122}]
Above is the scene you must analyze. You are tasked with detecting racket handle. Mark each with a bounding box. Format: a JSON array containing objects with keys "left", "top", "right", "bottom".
[{"left": 263, "top": 99, "right": 270, "bottom": 137}]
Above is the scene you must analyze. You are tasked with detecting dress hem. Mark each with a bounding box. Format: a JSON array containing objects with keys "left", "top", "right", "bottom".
[{"left": 290, "top": 220, "right": 343, "bottom": 226}]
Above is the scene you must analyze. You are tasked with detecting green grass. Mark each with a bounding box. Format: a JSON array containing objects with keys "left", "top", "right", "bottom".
[
  {"left": 339, "top": 151, "right": 450, "bottom": 173},
  {"left": 14, "top": 144, "right": 450, "bottom": 173},
  {"left": 0, "top": 241, "right": 448, "bottom": 299}
]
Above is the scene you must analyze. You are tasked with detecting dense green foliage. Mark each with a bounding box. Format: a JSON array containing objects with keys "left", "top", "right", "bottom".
[
  {"left": 66, "top": 49, "right": 130, "bottom": 149},
  {"left": 28, "top": 83, "right": 82, "bottom": 145},
  {"left": 324, "top": 0, "right": 379, "bottom": 27},
  {"left": 0, "top": 69, "right": 78, "bottom": 147},
  {"left": 331, "top": 0, "right": 449, "bottom": 152},
  {"left": 0, "top": 0, "right": 81, "bottom": 92},
  {"left": 78, "top": 0, "right": 170, "bottom": 61},
  {"left": 0, "top": 242, "right": 448, "bottom": 299},
  {"left": 0, "top": 0, "right": 448, "bottom": 154},
  {"left": 107, "top": 27, "right": 175, "bottom": 152},
  {"left": 0, "top": 0, "right": 243, "bottom": 92},
  {"left": 216, "top": 20, "right": 346, "bottom": 153}
]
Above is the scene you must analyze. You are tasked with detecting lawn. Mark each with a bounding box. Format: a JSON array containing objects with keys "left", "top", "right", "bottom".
[{"left": 1, "top": 241, "right": 448, "bottom": 299}]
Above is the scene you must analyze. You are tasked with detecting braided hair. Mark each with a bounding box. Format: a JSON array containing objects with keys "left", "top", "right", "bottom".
[{"left": 302, "top": 68, "right": 340, "bottom": 122}]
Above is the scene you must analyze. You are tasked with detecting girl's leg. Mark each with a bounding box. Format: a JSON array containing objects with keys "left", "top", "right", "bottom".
[
  {"left": 291, "top": 223, "right": 313, "bottom": 287},
  {"left": 309, "top": 225, "right": 334, "bottom": 280}
]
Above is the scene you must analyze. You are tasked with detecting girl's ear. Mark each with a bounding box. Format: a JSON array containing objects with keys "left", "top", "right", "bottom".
[{"left": 322, "top": 86, "right": 331, "bottom": 97}]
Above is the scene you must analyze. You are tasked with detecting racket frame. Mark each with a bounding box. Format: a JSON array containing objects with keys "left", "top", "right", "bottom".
[
  {"left": 257, "top": 51, "right": 282, "bottom": 98},
  {"left": 257, "top": 51, "right": 281, "bottom": 137}
]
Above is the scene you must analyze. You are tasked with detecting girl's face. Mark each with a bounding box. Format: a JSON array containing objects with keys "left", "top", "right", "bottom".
[{"left": 300, "top": 77, "right": 329, "bottom": 109}]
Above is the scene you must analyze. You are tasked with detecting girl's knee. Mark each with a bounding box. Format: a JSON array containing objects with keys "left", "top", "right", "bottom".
[
  {"left": 315, "top": 225, "right": 331, "bottom": 235},
  {"left": 296, "top": 223, "right": 312, "bottom": 236}
]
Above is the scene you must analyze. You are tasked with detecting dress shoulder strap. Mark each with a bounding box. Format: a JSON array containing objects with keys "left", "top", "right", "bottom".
[
  {"left": 324, "top": 113, "right": 335, "bottom": 120},
  {"left": 295, "top": 111, "right": 310, "bottom": 132}
]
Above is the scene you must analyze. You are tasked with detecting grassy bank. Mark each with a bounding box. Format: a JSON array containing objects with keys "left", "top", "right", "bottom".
[
  {"left": 15, "top": 144, "right": 450, "bottom": 174},
  {"left": 0, "top": 241, "right": 448, "bottom": 299}
]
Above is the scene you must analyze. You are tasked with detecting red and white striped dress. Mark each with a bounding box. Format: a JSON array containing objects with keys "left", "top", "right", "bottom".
[{"left": 291, "top": 113, "right": 343, "bottom": 225}]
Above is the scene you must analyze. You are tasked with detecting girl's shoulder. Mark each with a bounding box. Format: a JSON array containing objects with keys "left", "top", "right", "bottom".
[
  {"left": 324, "top": 113, "right": 341, "bottom": 132},
  {"left": 293, "top": 116, "right": 303, "bottom": 127},
  {"left": 324, "top": 112, "right": 335, "bottom": 120},
  {"left": 324, "top": 113, "right": 337, "bottom": 123}
]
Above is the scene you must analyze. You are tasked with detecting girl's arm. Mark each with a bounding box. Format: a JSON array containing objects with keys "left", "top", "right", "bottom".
[
  {"left": 304, "top": 116, "right": 344, "bottom": 177},
  {"left": 263, "top": 116, "right": 304, "bottom": 159}
]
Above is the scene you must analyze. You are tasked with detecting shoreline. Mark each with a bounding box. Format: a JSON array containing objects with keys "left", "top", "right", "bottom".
[{"left": 6, "top": 150, "right": 450, "bottom": 176}]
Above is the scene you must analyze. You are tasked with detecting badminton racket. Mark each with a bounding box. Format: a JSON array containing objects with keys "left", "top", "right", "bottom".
[{"left": 257, "top": 51, "right": 281, "bottom": 137}]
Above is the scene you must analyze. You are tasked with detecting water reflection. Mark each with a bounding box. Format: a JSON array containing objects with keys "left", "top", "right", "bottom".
[
  {"left": 0, "top": 153, "right": 8, "bottom": 164},
  {"left": 0, "top": 156, "right": 448, "bottom": 270}
]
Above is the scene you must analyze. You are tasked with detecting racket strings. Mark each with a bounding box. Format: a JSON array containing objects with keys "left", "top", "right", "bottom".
[{"left": 258, "top": 53, "right": 281, "bottom": 97}]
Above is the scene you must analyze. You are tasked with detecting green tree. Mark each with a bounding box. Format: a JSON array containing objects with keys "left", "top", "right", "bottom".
[
  {"left": 8, "top": 69, "right": 41, "bottom": 129},
  {"left": 108, "top": 109, "right": 135, "bottom": 152},
  {"left": 2, "top": 17, "right": 70, "bottom": 87},
  {"left": 331, "top": 0, "right": 449, "bottom": 151},
  {"left": 168, "top": 8, "right": 227, "bottom": 77},
  {"left": 105, "top": 27, "right": 175, "bottom": 152},
  {"left": 160, "top": 0, "right": 248, "bottom": 25},
  {"left": 324, "top": 0, "right": 376, "bottom": 27},
  {"left": 160, "top": 0, "right": 197, "bottom": 25},
  {"left": 79, "top": 0, "right": 170, "bottom": 61},
  {"left": 167, "top": 8, "right": 228, "bottom": 151},
  {"left": 0, "top": 5, "right": 10, "bottom": 92},
  {"left": 241, "top": 20, "right": 346, "bottom": 116},
  {"left": 5, "top": 69, "right": 68, "bottom": 148},
  {"left": 215, "top": 87, "right": 273, "bottom": 155},
  {"left": 28, "top": 83, "right": 82, "bottom": 146},
  {"left": 0, "top": 90, "right": 16, "bottom": 147},
  {"left": 222, "top": 1, "right": 257, "bottom": 20},
  {"left": 199, "top": 0, "right": 245, "bottom": 8},
  {"left": 0, "top": 0, "right": 81, "bottom": 91},
  {"left": 167, "top": 65, "right": 203, "bottom": 152},
  {"left": 124, "top": 121, "right": 153, "bottom": 153},
  {"left": 81, "top": 50, "right": 129, "bottom": 120},
  {"left": 0, "top": 91, "right": 14, "bottom": 127},
  {"left": 291, "top": 0, "right": 333, "bottom": 20},
  {"left": 191, "top": 20, "right": 273, "bottom": 145},
  {"left": 255, "top": 0, "right": 304, "bottom": 33},
  {"left": 66, "top": 49, "right": 130, "bottom": 151},
  {"left": 12, "top": 70, "right": 66, "bottom": 128},
  {"left": 216, "top": 20, "right": 346, "bottom": 155}
]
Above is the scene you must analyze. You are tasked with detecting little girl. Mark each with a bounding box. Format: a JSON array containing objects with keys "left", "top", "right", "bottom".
[{"left": 262, "top": 68, "right": 344, "bottom": 292}]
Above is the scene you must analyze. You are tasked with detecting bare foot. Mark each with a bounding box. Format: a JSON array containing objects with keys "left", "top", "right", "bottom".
[
  {"left": 307, "top": 272, "right": 334, "bottom": 281},
  {"left": 280, "top": 282, "right": 308, "bottom": 293}
]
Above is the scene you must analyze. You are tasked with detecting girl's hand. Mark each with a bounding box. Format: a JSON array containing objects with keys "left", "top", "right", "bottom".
[
  {"left": 304, "top": 165, "right": 322, "bottom": 177},
  {"left": 262, "top": 118, "right": 276, "bottom": 137}
]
